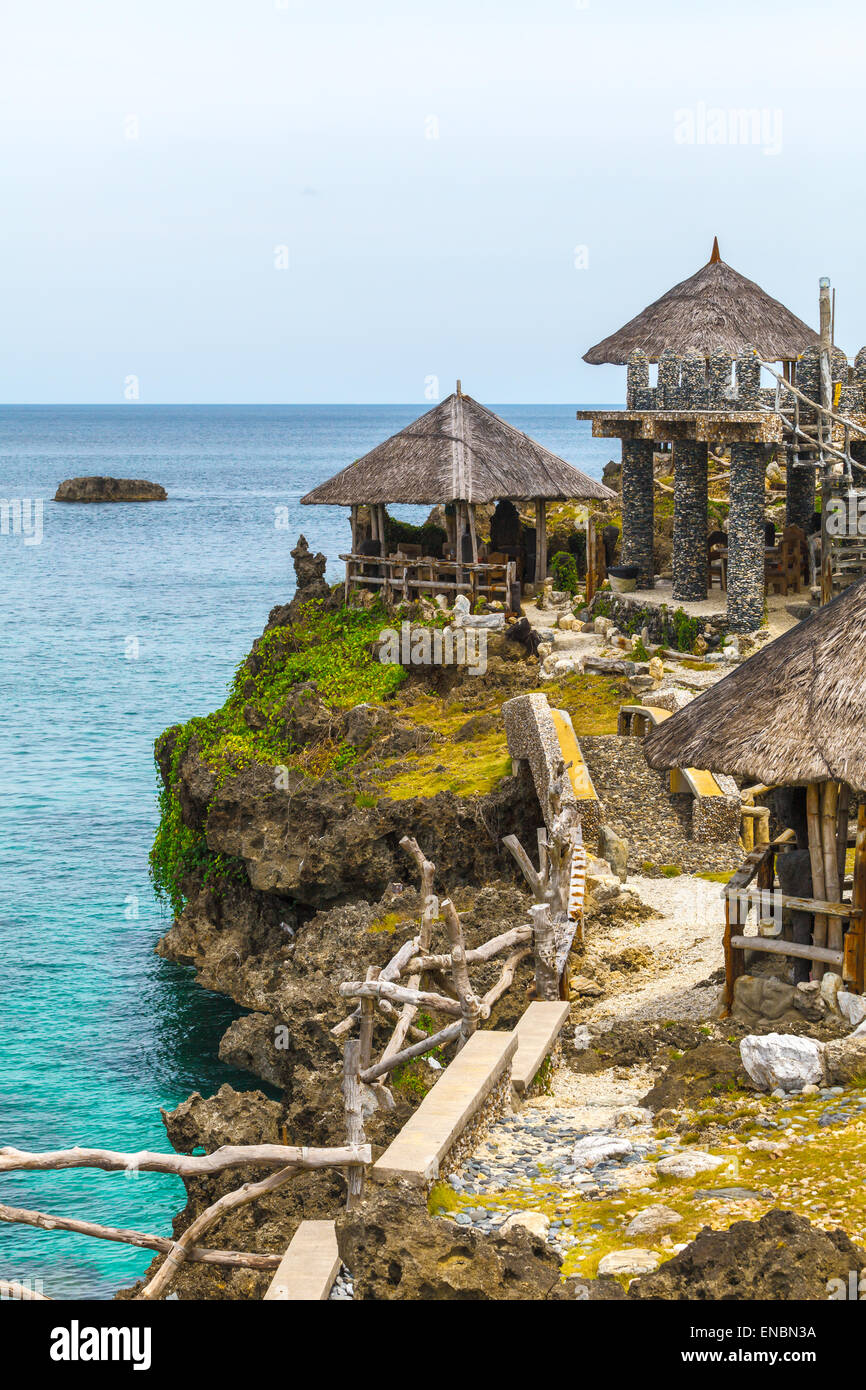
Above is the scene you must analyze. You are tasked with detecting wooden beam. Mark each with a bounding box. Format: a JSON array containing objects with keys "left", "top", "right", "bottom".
[
  {"left": 535, "top": 499, "right": 548, "bottom": 583},
  {"left": 729, "top": 935, "right": 844, "bottom": 967}
]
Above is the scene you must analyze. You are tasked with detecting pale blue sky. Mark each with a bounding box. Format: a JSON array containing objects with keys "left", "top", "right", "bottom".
[{"left": 0, "top": 0, "right": 863, "bottom": 403}]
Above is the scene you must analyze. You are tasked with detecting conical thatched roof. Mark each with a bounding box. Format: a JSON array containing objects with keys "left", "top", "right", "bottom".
[
  {"left": 583, "top": 239, "right": 819, "bottom": 365},
  {"left": 644, "top": 577, "right": 866, "bottom": 792},
  {"left": 301, "top": 391, "right": 615, "bottom": 506}
]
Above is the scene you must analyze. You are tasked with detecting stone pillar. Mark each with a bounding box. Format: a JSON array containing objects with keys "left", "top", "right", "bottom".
[
  {"left": 786, "top": 460, "right": 816, "bottom": 532},
  {"left": 727, "top": 443, "right": 766, "bottom": 633},
  {"left": 672, "top": 440, "right": 708, "bottom": 601},
  {"left": 621, "top": 438, "right": 655, "bottom": 588},
  {"left": 626, "top": 349, "right": 649, "bottom": 409},
  {"left": 658, "top": 349, "right": 681, "bottom": 407}
]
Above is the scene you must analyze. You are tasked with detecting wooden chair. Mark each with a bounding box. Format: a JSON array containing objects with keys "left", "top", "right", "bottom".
[
  {"left": 765, "top": 525, "right": 807, "bottom": 596},
  {"left": 707, "top": 530, "right": 728, "bottom": 591}
]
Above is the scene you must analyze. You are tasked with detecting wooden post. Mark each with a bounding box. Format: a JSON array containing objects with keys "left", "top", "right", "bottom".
[
  {"left": 806, "top": 783, "right": 828, "bottom": 979},
  {"left": 359, "top": 967, "right": 377, "bottom": 1072},
  {"left": 530, "top": 902, "right": 558, "bottom": 1001},
  {"left": 467, "top": 503, "right": 479, "bottom": 564},
  {"left": 441, "top": 898, "right": 481, "bottom": 1049},
  {"left": 342, "top": 1040, "right": 366, "bottom": 1210},
  {"left": 350, "top": 504, "right": 359, "bottom": 553},
  {"left": 846, "top": 804, "right": 866, "bottom": 992},
  {"left": 822, "top": 781, "right": 844, "bottom": 960},
  {"left": 535, "top": 499, "right": 548, "bottom": 583}
]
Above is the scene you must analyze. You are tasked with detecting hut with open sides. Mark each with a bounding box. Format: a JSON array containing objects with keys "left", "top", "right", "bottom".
[
  {"left": 301, "top": 383, "right": 614, "bottom": 610},
  {"left": 579, "top": 240, "right": 822, "bottom": 631},
  {"left": 643, "top": 575, "right": 866, "bottom": 1006}
]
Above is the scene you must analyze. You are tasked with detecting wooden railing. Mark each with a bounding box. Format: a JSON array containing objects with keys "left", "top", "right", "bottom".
[
  {"left": 340, "top": 552, "right": 516, "bottom": 610},
  {"left": 722, "top": 806, "right": 866, "bottom": 1008}
]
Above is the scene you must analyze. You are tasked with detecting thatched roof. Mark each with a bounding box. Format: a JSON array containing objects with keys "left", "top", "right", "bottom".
[
  {"left": 301, "top": 390, "right": 615, "bottom": 507},
  {"left": 583, "top": 239, "right": 819, "bottom": 365},
  {"left": 644, "top": 577, "right": 866, "bottom": 792}
]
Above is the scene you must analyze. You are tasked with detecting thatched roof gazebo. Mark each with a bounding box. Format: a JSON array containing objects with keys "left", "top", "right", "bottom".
[
  {"left": 643, "top": 576, "right": 866, "bottom": 1001},
  {"left": 302, "top": 385, "right": 614, "bottom": 589},
  {"left": 583, "top": 239, "right": 819, "bottom": 366}
]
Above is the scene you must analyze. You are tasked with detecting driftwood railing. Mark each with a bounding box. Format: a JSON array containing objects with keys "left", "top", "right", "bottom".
[
  {"left": 500, "top": 758, "right": 587, "bottom": 1000},
  {"left": 333, "top": 837, "right": 536, "bottom": 1107},
  {"left": 0, "top": 1140, "right": 370, "bottom": 1301},
  {"left": 340, "top": 552, "right": 516, "bottom": 610}
]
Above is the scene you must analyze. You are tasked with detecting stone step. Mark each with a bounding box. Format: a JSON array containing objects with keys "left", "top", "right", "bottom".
[
  {"left": 263, "top": 1219, "right": 340, "bottom": 1301},
  {"left": 511, "top": 1001, "right": 571, "bottom": 1096},
  {"left": 372, "top": 1030, "right": 517, "bottom": 1187}
]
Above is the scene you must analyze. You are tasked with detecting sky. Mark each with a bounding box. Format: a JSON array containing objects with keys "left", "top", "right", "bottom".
[{"left": 0, "top": 0, "right": 864, "bottom": 404}]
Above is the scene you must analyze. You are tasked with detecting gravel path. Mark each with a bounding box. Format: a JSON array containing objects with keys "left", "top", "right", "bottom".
[{"left": 582, "top": 873, "right": 727, "bottom": 1025}]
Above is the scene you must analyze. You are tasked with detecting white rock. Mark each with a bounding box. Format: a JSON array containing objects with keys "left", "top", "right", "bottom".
[
  {"left": 801, "top": 1082, "right": 820, "bottom": 1096},
  {"left": 837, "top": 991, "right": 866, "bottom": 1029},
  {"left": 571, "top": 1135, "right": 633, "bottom": 1168},
  {"left": 739, "top": 1033, "right": 825, "bottom": 1093},
  {"left": 597, "top": 1248, "right": 660, "bottom": 1278},
  {"left": 553, "top": 658, "right": 574, "bottom": 677},
  {"left": 501, "top": 1210, "right": 550, "bottom": 1239},
  {"left": 656, "top": 1151, "right": 725, "bottom": 1179},
  {"left": 613, "top": 1106, "right": 653, "bottom": 1130},
  {"left": 573, "top": 1024, "right": 592, "bottom": 1051},
  {"left": 558, "top": 614, "right": 576, "bottom": 631},
  {"left": 820, "top": 972, "right": 843, "bottom": 1014},
  {"left": 537, "top": 643, "right": 552, "bottom": 660},
  {"left": 624, "top": 1205, "right": 682, "bottom": 1238},
  {"left": 453, "top": 594, "right": 471, "bottom": 615}
]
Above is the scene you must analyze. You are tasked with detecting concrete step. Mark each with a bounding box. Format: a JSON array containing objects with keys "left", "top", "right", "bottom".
[
  {"left": 372, "top": 1030, "right": 517, "bottom": 1188},
  {"left": 263, "top": 1220, "right": 340, "bottom": 1301},
  {"left": 511, "top": 1001, "right": 571, "bottom": 1096}
]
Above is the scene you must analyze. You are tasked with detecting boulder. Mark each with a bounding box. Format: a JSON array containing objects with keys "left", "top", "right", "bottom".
[
  {"left": 624, "top": 1205, "right": 682, "bottom": 1238},
  {"left": 54, "top": 475, "right": 166, "bottom": 502},
  {"left": 656, "top": 1151, "right": 725, "bottom": 1179},
  {"left": 837, "top": 991, "right": 866, "bottom": 1029},
  {"left": 598, "top": 1248, "right": 660, "bottom": 1277},
  {"left": 501, "top": 1210, "right": 551, "bottom": 1239},
  {"left": 824, "top": 1032, "right": 866, "bottom": 1086},
  {"left": 572, "top": 1135, "right": 633, "bottom": 1168},
  {"left": 739, "top": 1032, "right": 824, "bottom": 1093},
  {"left": 598, "top": 824, "right": 629, "bottom": 881},
  {"left": 820, "top": 972, "right": 843, "bottom": 1014}
]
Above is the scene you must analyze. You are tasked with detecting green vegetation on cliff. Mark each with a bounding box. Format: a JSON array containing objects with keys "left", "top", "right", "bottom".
[{"left": 150, "top": 599, "right": 406, "bottom": 913}]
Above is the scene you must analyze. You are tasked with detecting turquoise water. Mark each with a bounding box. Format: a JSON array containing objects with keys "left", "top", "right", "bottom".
[{"left": 0, "top": 403, "right": 613, "bottom": 1298}]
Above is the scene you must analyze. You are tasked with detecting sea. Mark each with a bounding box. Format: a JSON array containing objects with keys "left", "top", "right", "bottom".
[{"left": 0, "top": 403, "right": 615, "bottom": 1298}]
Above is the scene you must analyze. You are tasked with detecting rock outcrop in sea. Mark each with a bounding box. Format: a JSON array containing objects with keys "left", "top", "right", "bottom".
[{"left": 54, "top": 476, "right": 167, "bottom": 501}]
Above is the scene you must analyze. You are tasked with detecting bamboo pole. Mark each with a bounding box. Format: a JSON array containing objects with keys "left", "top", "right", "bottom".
[{"left": 806, "top": 783, "right": 828, "bottom": 978}]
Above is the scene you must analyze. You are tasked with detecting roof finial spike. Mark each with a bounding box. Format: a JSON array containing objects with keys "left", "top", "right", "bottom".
[
  {"left": 710, "top": 236, "right": 721, "bottom": 264},
  {"left": 456, "top": 379, "right": 462, "bottom": 397}
]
